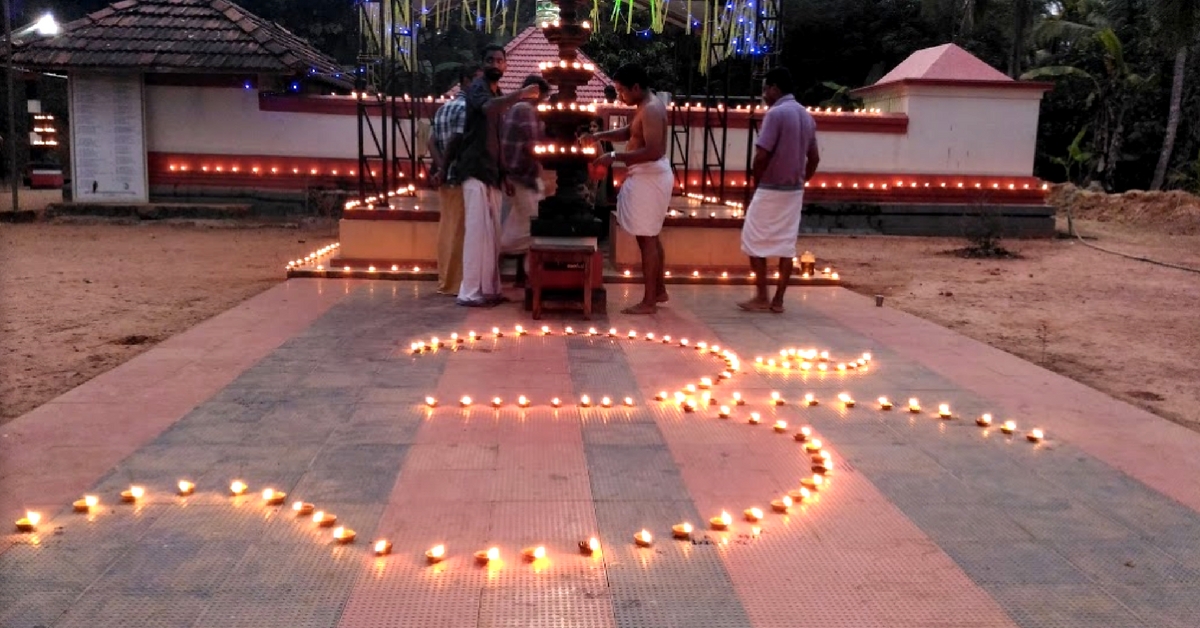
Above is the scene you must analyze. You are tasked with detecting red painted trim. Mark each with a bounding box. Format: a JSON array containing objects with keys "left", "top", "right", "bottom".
[
  {"left": 255, "top": 94, "right": 908, "bottom": 134},
  {"left": 655, "top": 108, "right": 908, "bottom": 134},
  {"left": 343, "top": 209, "right": 438, "bottom": 221},
  {"left": 852, "top": 78, "right": 1054, "bottom": 97},
  {"left": 147, "top": 152, "right": 431, "bottom": 190}
]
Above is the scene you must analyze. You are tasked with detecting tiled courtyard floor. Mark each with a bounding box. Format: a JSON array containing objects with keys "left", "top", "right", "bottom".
[{"left": 3, "top": 280, "right": 1199, "bottom": 628}]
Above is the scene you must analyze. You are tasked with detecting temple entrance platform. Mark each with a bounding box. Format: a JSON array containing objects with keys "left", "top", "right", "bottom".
[{"left": 4, "top": 280, "right": 1199, "bottom": 627}]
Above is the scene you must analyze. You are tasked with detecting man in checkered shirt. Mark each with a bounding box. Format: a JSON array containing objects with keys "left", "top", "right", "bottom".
[{"left": 427, "top": 65, "right": 478, "bottom": 295}]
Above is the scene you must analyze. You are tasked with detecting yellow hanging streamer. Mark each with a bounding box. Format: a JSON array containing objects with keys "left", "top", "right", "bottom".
[{"left": 513, "top": 0, "right": 519, "bottom": 35}]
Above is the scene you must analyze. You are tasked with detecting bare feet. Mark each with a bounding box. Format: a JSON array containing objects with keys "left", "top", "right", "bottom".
[
  {"left": 770, "top": 302, "right": 785, "bottom": 313},
  {"left": 656, "top": 291, "right": 670, "bottom": 304},
  {"left": 737, "top": 299, "right": 771, "bottom": 312},
  {"left": 622, "top": 302, "right": 658, "bottom": 315}
]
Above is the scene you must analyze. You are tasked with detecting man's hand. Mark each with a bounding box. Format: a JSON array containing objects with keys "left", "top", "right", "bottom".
[
  {"left": 578, "top": 132, "right": 598, "bottom": 148},
  {"left": 429, "top": 170, "right": 443, "bottom": 189},
  {"left": 520, "top": 84, "right": 541, "bottom": 100},
  {"left": 591, "top": 151, "right": 614, "bottom": 170}
]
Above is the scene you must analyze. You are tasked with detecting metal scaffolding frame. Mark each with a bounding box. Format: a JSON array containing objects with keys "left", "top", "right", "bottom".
[
  {"left": 356, "top": 0, "right": 426, "bottom": 206},
  {"left": 358, "top": 0, "right": 782, "bottom": 206}
]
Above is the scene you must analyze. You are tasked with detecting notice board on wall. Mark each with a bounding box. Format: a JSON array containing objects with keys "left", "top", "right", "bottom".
[{"left": 69, "top": 73, "right": 148, "bottom": 203}]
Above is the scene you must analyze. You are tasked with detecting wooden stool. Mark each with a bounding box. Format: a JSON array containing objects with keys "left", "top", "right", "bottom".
[{"left": 528, "top": 239, "right": 599, "bottom": 320}]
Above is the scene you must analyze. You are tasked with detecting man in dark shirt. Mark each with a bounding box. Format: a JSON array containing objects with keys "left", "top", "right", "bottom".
[{"left": 456, "top": 44, "right": 541, "bottom": 307}]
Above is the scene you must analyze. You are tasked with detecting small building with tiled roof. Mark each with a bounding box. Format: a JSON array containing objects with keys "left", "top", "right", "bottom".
[
  {"left": 444, "top": 26, "right": 614, "bottom": 102},
  {"left": 13, "top": 0, "right": 347, "bottom": 82},
  {"left": 11, "top": 0, "right": 352, "bottom": 204}
]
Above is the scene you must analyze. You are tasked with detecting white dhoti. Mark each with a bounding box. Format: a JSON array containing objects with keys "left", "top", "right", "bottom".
[
  {"left": 458, "top": 178, "right": 503, "bottom": 304},
  {"left": 616, "top": 157, "right": 674, "bottom": 237},
  {"left": 500, "top": 181, "right": 543, "bottom": 254},
  {"left": 740, "top": 188, "right": 804, "bottom": 258}
]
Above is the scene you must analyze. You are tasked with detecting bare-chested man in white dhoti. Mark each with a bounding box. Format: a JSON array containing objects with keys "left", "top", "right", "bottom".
[{"left": 583, "top": 64, "right": 673, "bottom": 315}]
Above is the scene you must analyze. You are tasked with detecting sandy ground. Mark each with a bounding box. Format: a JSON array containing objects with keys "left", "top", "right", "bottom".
[{"left": 1, "top": 205, "right": 1198, "bottom": 433}]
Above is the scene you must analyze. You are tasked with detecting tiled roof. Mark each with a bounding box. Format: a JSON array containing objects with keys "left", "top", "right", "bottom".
[
  {"left": 873, "top": 44, "right": 1013, "bottom": 86},
  {"left": 444, "top": 26, "right": 614, "bottom": 102},
  {"left": 13, "top": 0, "right": 345, "bottom": 81}
]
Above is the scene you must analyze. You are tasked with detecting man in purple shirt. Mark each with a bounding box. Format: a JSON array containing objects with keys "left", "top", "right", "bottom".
[{"left": 739, "top": 67, "right": 820, "bottom": 314}]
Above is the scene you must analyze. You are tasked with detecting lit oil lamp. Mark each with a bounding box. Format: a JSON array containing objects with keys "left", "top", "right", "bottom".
[
  {"left": 804, "top": 439, "right": 823, "bottom": 453},
  {"left": 719, "top": 370, "right": 733, "bottom": 380},
  {"left": 451, "top": 333, "right": 461, "bottom": 344},
  {"left": 634, "top": 529, "right": 653, "bottom": 547},
  {"left": 492, "top": 327, "right": 502, "bottom": 337},
  {"left": 787, "top": 487, "right": 812, "bottom": 502},
  {"left": 564, "top": 327, "right": 575, "bottom": 335},
  {"left": 755, "top": 356, "right": 764, "bottom": 364},
  {"left": 998, "top": 421, "right": 1017, "bottom": 434},
  {"left": 656, "top": 391, "right": 668, "bottom": 401},
  {"left": 579, "top": 537, "right": 601, "bottom": 554},
  {"left": 673, "top": 392, "right": 686, "bottom": 404},
  {"left": 794, "top": 426, "right": 813, "bottom": 442},
  {"left": 672, "top": 522, "right": 694, "bottom": 539},
  {"left": 491, "top": 397, "right": 503, "bottom": 408},
  {"left": 587, "top": 327, "right": 597, "bottom": 335},
  {"left": 718, "top": 405, "right": 731, "bottom": 418},
  {"left": 514, "top": 325, "right": 526, "bottom": 336},
  {"left": 551, "top": 397, "right": 562, "bottom": 408},
  {"left": 700, "top": 392, "right": 713, "bottom": 406},
  {"left": 699, "top": 377, "right": 713, "bottom": 389},
  {"left": 770, "top": 392, "right": 783, "bottom": 406},
  {"left": 683, "top": 400, "right": 698, "bottom": 413},
  {"left": 817, "top": 363, "right": 828, "bottom": 372},
  {"left": 624, "top": 397, "right": 634, "bottom": 407},
  {"left": 743, "top": 507, "right": 764, "bottom": 522},
  {"left": 374, "top": 539, "right": 393, "bottom": 556},
  {"left": 521, "top": 546, "right": 546, "bottom": 562},
  {"left": 938, "top": 404, "right": 952, "bottom": 419},
  {"left": 475, "top": 547, "right": 500, "bottom": 565},
  {"left": 120, "top": 485, "right": 145, "bottom": 503},
  {"left": 333, "top": 526, "right": 356, "bottom": 544},
  {"left": 541, "top": 325, "right": 551, "bottom": 335},
  {"left": 430, "top": 337, "right": 441, "bottom": 348},
  {"left": 771, "top": 496, "right": 794, "bottom": 513},
  {"left": 748, "top": 412, "right": 762, "bottom": 425},
  {"left": 425, "top": 396, "right": 438, "bottom": 408},
  {"left": 14, "top": 511, "right": 41, "bottom": 532},
  {"left": 908, "top": 398, "right": 921, "bottom": 413},
  {"left": 313, "top": 511, "right": 337, "bottom": 527},
  {"left": 662, "top": 335, "right": 672, "bottom": 343},
  {"left": 608, "top": 328, "right": 618, "bottom": 337},
  {"left": 837, "top": 363, "right": 847, "bottom": 372},
  {"left": 580, "top": 395, "right": 592, "bottom": 408},
  {"left": 801, "top": 474, "right": 825, "bottom": 491},
  {"left": 838, "top": 393, "right": 855, "bottom": 408},
  {"left": 601, "top": 396, "right": 613, "bottom": 408},
  {"left": 177, "top": 480, "right": 195, "bottom": 496},
  {"left": 773, "top": 420, "right": 788, "bottom": 433},
  {"left": 685, "top": 384, "right": 697, "bottom": 394},
  {"left": 460, "top": 395, "right": 472, "bottom": 407},
  {"left": 1027, "top": 428, "right": 1044, "bottom": 443},
  {"left": 518, "top": 395, "right": 531, "bottom": 408},
  {"left": 644, "top": 332, "right": 655, "bottom": 341},
  {"left": 73, "top": 495, "right": 99, "bottom": 513},
  {"left": 627, "top": 330, "right": 637, "bottom": 339},
  {"left": 680, "top": 338, "right": 690, "bottom": 347},
  {"left": 262, "top": 488, "right": 286, "bottom": 505},
  {"left": 425, "top": 544, "right": 445, "bottom": 563},
  {"left": 878, "top": 396, "right": 893, "bottom": 410},
  {"left": 976, "top": 413, "right": 993, "bottom": 427},
  {"left": 710, "top": 511, "right": 733, "bottom": 530},
  {"left": 732, "top": 392, "right": 744, "bottom": 405},
  {"left": 468, "top": 330, "right": 478, "bottom": 340},
  {"left": 292, "top": 501, "right": 314, "bottom": 516},
  {"left": 230, "top": 481, "right": 248, "bottom": 496}
]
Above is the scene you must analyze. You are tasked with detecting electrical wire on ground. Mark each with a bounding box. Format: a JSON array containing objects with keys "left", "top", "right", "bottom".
[{"left": 1065, "top": 209, "right": 1200, "bottom": 274}]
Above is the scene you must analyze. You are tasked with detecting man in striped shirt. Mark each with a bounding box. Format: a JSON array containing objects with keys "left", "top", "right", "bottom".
[{"left": 428, "top": 65, "right": 479, "bottom": 295}]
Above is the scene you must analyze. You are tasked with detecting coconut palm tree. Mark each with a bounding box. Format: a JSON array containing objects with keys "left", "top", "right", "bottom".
[{"left": 1149, "top": 0, "right": 1198, "bottom": 190}]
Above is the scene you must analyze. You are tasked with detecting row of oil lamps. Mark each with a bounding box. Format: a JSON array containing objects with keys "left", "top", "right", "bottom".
[{"left": 14, "top": 481, "right": 356, "bottom": 545}]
